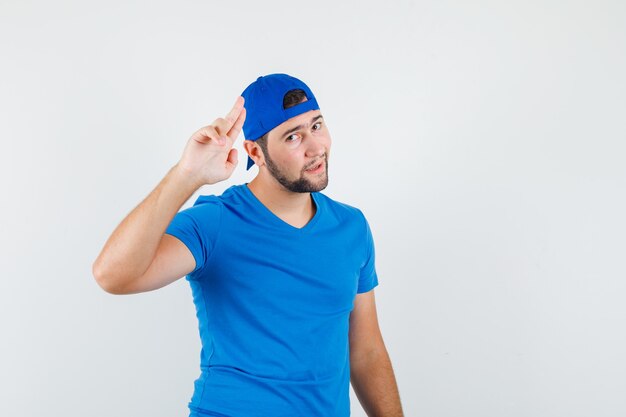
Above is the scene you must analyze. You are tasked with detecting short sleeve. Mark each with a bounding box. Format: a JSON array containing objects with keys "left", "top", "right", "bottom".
[
  {"left": 164, "top": 196, "right": 222, "bottom": 279},
  {"left": 357, "top": 212, "right": 379, "bottom": 293}
]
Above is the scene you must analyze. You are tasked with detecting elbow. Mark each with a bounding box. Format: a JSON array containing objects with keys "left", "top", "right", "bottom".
[{"left": 92, "top": 260, "right": 127, "bottom": 295}]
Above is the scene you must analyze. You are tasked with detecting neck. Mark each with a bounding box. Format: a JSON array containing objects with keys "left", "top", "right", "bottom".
[{"left": 246, "top": 173, "right": 315, "bottom": 220}]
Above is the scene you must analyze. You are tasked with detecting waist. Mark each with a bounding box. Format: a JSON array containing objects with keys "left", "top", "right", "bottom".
[{"left": 189, "top": 364, "right": 350, "bottom": 417}]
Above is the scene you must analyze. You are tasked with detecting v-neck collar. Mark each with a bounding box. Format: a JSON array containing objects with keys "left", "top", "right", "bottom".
[{"left": 242, "top": 183, "right": 321, "bottom": 233}]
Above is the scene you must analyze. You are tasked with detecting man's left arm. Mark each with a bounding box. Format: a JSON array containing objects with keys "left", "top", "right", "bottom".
[{"left": 349, "top": 289, "right": 404, "bottom": 417}]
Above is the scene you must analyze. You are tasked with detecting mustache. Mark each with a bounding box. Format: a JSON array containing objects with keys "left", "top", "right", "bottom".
[{"left": 304, "top": 155, "right": 327, "bottom": 171}]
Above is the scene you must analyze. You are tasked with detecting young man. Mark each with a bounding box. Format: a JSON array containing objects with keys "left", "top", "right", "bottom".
[{"left": 93, "top": 73, "right": 403, "bottom": 417}]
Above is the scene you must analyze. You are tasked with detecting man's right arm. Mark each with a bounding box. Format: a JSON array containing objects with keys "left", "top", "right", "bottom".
[
  {"left": 92, "top": 164, "right": 199, "bottom": 294},
  {"left": 92, "top": 96, "right": 246, "bottom": 295}
]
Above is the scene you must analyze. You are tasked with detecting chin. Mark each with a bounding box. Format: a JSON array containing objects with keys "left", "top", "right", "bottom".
[{"left": 312, "top": 176, "right": 329, "bottom": 192}]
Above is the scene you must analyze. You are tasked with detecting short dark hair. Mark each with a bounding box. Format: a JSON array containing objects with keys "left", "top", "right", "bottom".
[{"left": 255, "top": 89, "right": 308, "bottom": 154}]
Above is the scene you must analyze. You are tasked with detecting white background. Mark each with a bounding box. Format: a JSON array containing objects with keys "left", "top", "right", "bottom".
[{"left": 1, "top": 0, "right": 625, "bottom": 416}]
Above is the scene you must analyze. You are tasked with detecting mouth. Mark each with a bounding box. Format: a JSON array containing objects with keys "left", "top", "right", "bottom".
[{"left": 305, "top": 160, "right": 325, "bottom": 173}]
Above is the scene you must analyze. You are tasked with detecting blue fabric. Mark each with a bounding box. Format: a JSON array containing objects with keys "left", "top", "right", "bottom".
[{"left": 165, "top": 183, "right": 379, "bottom": 417}]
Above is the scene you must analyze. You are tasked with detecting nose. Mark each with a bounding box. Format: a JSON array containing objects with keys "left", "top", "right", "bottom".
[{"left": 304, "top": 135, "right": 326, "bottom": 158}]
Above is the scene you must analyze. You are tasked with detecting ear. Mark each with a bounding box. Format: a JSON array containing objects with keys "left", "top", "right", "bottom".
[{"left": 243, "top": 140, "right": 265, "bottom": 168}]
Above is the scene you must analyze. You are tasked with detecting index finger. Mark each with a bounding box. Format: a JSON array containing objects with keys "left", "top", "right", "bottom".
[
  {"left": 226, "top": 106, "right": 246, "bottom": 142},
  {"left": 224, "top": 96, "right": 245, "bottom": 129}
]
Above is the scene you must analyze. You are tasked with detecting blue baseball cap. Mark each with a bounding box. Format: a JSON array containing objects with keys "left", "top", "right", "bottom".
[{"left": 241, "top": 73, "right": 320, "bottom": 170}]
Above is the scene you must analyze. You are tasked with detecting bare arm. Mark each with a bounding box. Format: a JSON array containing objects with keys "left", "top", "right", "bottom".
[
  {"left": 92, "top": 164, "right": 200, "bottom": 294},
  {"left": 351, "top": 346, "right": 403, "bottom": 417},
  {"left": 350, "top": 291, "right": 404, "bottom": 417},
  {"left": 92, "top": 96, "right": 246, "bottom": 294}
]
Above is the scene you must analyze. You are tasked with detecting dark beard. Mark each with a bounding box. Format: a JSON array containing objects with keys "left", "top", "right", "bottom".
[{"left": 264, "top": 152, "right": 329, "bottom": 193}]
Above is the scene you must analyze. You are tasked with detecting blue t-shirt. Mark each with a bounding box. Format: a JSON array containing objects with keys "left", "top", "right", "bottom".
[{"left": 165, "top": 183, "right": 379, "bottom": 417}]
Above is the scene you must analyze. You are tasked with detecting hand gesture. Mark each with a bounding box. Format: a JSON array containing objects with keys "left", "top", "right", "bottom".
[{"left": 178, "top": 96, "right": 246, "bottom": 186}]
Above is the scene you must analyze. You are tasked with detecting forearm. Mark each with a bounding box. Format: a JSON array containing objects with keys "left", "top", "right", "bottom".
[
  {"left": 350, "top": 348, "right": 404, "bottom": 417},
  {"left": 92, "top": 163, "right": 200, "bottom": 288}
]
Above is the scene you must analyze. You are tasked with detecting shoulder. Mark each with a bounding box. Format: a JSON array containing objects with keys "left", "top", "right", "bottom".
[
  {"left": 315, "top": 192, "right": 367, "bottom": 223},
  {"left": 187, "top": 194, "right": 222, "bottom": 212},
  {"left": 183, "top": 183, "right": 255, "bottom": 219},
  {"left": 192, "top": 194, "right": 222, "bottom": 207},
  {"left": 175, "top": 193, "right": 223, "bottom": 221},
  {"left": 187, "top": 183, "right": 247, "bottom": 210}
]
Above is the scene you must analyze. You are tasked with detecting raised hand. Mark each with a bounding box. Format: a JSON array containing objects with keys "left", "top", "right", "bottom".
[{"left": 177, "top": 96, "right": 246, "bottom": 186}]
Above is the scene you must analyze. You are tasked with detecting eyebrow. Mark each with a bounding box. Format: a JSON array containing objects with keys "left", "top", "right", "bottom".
[{"left": 280, "top": 115, "right": 324, "bottom": 139}]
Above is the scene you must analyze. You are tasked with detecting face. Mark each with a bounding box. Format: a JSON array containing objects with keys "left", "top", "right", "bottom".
[{"left": 262, "top": 109, "right": 331, "bottom": 193}]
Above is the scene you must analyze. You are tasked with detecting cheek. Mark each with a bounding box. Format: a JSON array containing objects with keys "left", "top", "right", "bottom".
[{"left": 278, "top": 152, "right": 301, "bottom": 170}]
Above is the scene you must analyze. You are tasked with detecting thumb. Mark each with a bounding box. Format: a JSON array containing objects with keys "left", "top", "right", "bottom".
[{"left": 225, "top": 148, "right": 238, "bottom": 170}]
